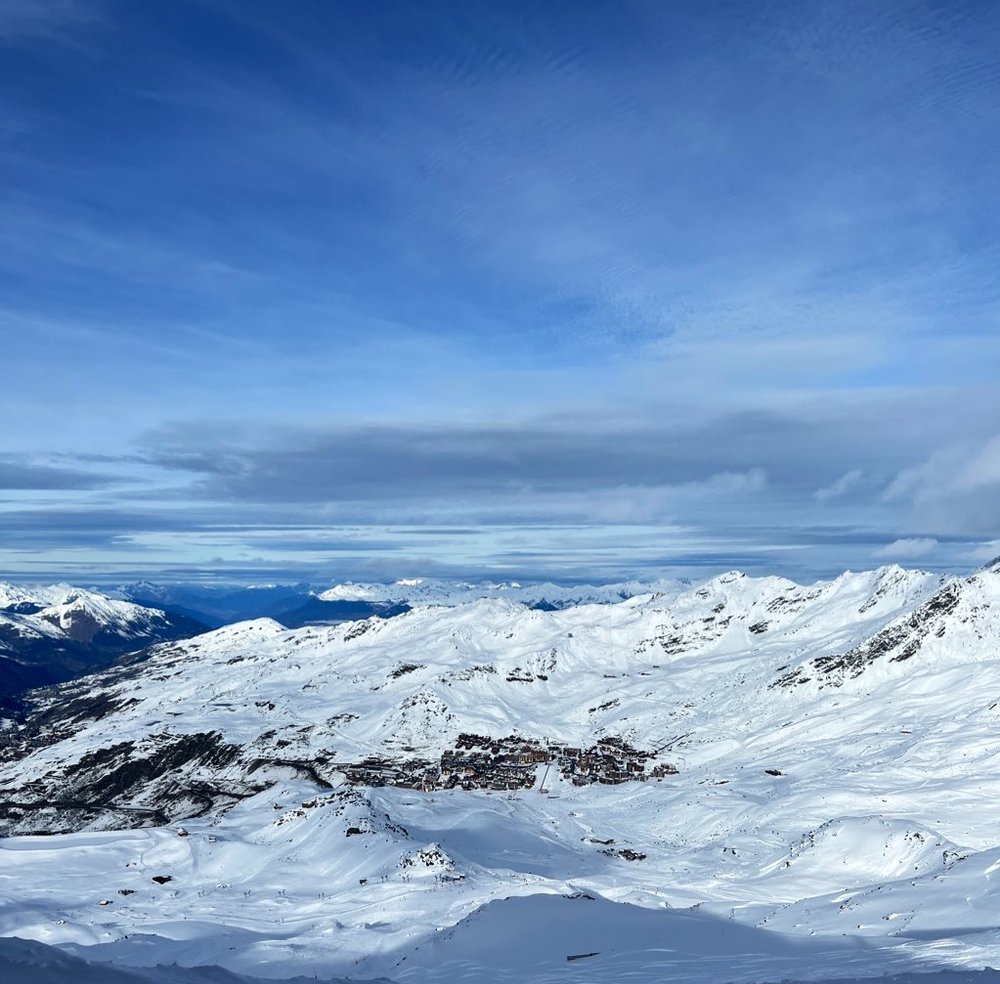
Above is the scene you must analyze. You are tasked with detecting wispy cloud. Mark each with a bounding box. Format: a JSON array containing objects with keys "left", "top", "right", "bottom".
[
  {"left": 0, "top": 455, "right": 116, "bottom": 490},
  {"left": 0, "top": 0, "right": 95, "bottom": 42},
  {"left": 814, "top": 470, "right": 864, "bottom": 501},
  {"left": 2, "top": 1, "right": 999, "bottom": 581},
  {"left": 873, "top": 537, "right": 938, "bottom": 561},
  {"left": 882, "top": 434, "right": 1000, "bottom": 536}
]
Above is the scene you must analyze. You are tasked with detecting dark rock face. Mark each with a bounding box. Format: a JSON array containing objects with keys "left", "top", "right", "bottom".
[
  {"left": 772, "top": 583, "right": 962, "bottom": 689},
  {"left": 40, "top": 608, "right": 105, "bottom": 644},
  {"left": 0, "top": 654, "right": 248, "bottom": 834},
  {"left": 0, "top": 722, "right": 245, "bottom": 835}
]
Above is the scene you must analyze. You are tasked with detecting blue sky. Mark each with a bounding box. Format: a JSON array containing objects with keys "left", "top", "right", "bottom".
[{"left": 2, "top": 0, "right": 1000, "bottom": 584}]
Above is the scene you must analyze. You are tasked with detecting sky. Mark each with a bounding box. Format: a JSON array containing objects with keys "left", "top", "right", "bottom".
[{"left": 2, "top": 0, "right": 1000, "bottom": 586}]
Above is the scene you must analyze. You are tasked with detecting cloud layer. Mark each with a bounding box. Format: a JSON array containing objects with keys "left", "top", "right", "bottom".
[{"left": 2, "top": 0, "right": 999, "bottom": 582}]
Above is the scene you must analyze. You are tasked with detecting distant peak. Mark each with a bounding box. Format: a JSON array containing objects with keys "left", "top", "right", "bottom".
[
  {"left": 217, "top": 617, "right": 286, "bottom": 634},
  {"left": 703, "top": 571, "right": 748, "bottom": 587}
]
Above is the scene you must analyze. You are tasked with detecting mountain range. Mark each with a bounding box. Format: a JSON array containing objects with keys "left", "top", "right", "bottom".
[
  {"left": 4, "top": 564, "right": 1000, "bottom": 980},
  {"left": 114, "top": 577, "right": 685, "bottom": 629},
  {"left": 0, "top": 577, "right": 676, "bottom": 709}
]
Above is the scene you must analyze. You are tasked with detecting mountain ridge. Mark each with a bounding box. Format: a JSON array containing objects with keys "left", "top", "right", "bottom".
[{"left": 5, "top": 564, "right": 1000, "bottom": 981}]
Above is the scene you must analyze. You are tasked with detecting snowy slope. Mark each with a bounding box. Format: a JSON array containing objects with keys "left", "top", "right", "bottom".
[{"left": 5, "top": 565, "right": 1000, "bottom": 981}]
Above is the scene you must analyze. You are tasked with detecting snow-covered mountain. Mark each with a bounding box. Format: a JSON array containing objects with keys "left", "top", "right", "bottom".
[
  {"left": 0, "top": 583, "right": 208, "bottom": 702},
  {"left": 278, "top": 576, "right": 687, "bottom": 628},
  {"left": 114, "top": 577, "right": 687, "bottom": 629},
  {"left": 312, "top": 575, "right": 685, "bottom": 609},
  {"left": 6, "top": 564, "right": 1000, "bottom": 982}
]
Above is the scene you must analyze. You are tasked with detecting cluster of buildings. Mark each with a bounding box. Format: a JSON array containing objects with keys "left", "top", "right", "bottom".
[
  {"left": 548, "top": 735, "right": 671, "bottom": 787},
  {"left": 339, "top": 733, "right": 677, "bottom": 792}
]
